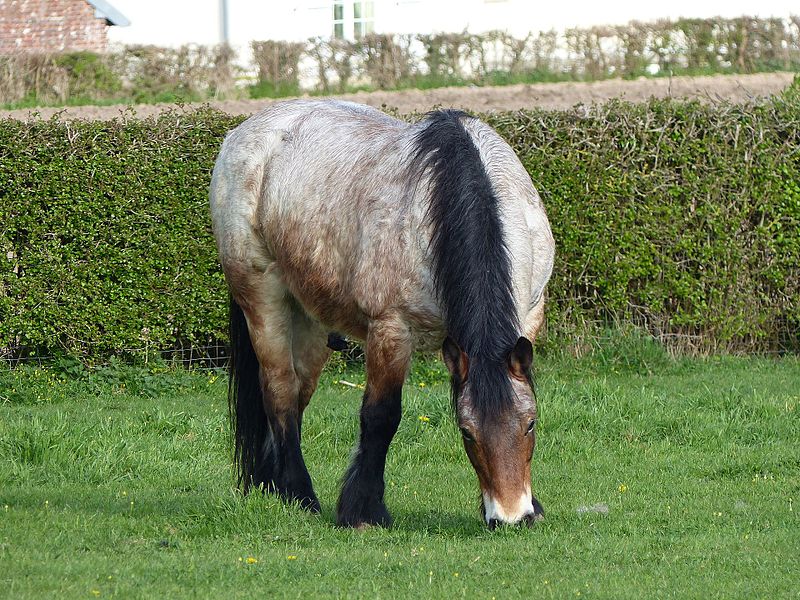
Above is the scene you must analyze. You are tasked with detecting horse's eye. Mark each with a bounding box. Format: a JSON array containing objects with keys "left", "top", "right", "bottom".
[
  {"left": 526, "top": 419, "right": 536, "bottom": 435},
  {"left": 460, "top": 427, "right": 475, "bottom": 442}
]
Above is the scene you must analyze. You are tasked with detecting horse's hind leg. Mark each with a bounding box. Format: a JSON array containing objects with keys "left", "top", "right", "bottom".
[
  {"left": 337, "top": 314, "right": 412, "bottom": 528},
  {"left": 229, "top": 267, "right": 320, "bottom": 512},
  {"left": 291, "top": 306, "right": 332, "bottom": 428}
]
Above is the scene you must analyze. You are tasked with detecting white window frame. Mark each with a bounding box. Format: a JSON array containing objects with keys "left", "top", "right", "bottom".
[{"left": 333, "top": 1, "right": 346, "bottom": 39}]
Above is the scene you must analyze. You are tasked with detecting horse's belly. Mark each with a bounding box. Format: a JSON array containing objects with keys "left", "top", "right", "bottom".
[
  {"left": 268, "top": 230, "right": 370, "bottom": 339},
  {"left": 267, "top": 223, "right": 444, "bottom": 347}
]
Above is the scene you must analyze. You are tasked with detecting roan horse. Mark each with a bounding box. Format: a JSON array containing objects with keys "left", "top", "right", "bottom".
[{"left": 210, "top": 100, "right": 554, "bottom": 529}]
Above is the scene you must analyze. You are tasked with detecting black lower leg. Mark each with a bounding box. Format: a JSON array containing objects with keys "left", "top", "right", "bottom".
[
  {"left": 257, "top": 412, "right": 320, "bottom": 513},
  {"left": 337, "top": 386, "right": 402, "bottom": 527}
]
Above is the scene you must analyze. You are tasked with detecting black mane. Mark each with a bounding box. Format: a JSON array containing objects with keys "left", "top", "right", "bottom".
[{"left": 412, "top": 110, "right": 520, "bottom": 419}]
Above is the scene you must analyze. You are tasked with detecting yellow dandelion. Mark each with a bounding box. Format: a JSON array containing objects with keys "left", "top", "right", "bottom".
[
  {"left": 419, "top": 382, "right": 426, "bottom": 388},
  {"left": 246, "top": 557, "right": 258, "bottom": 564},
  {"left": 618, "top": 483, "right": 628, "bottom": 493},
  {"left": 418, "top": 415, "right": 430, "bottom": 423},
  {"left": 287, "top": 555, "right": 297, "bottom": 560},
  {"left": 453, "top": 572, "right": 459, "bottom": 577}
]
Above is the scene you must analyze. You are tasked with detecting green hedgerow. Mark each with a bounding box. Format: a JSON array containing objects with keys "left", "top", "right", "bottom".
[{"left": 1, "top": 93, "right": 798, "bottom": 358}]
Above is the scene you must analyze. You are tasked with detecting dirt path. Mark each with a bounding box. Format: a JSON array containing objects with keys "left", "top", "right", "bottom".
[{"left": 2, "top": 72, "right": 794, "bottom": 121}]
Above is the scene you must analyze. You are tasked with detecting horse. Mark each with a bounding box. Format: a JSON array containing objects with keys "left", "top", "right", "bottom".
[{"left": 209, "top": 99, "right": 555, "bottom": 529}]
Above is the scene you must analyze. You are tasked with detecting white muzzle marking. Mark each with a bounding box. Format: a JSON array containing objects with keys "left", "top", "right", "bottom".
[{"left": 483, "top": 488, "right": 534, "bottom": 524}]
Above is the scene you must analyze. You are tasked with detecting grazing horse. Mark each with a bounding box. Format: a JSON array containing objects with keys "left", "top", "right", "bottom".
[{"left": 210, "top": 100, "right": 554, "bottom": 529}]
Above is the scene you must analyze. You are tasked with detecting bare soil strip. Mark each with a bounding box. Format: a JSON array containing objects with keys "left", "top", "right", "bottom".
[{"left": 1, "top": 72, "right": 794, "bottom": 121}]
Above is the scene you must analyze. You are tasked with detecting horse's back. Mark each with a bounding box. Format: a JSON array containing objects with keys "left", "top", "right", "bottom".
[{"left": 211, "top": 99, "right": 407, "bottom": 252}]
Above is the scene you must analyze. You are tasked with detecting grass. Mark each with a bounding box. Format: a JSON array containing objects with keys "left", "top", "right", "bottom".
[
  {"left": 242, "top": 70, "right": 583, "bottom": 102},
  {"left": 1, "top": 340, "right": 798, "bottom": 598}
]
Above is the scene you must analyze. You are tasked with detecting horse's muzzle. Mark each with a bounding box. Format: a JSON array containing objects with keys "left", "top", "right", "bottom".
[
  {"left": 486, "top": 512, "right": 539, "bottom": 530},
  {"left": 483, "top": 495, "right": 544, "bottom": 529}
]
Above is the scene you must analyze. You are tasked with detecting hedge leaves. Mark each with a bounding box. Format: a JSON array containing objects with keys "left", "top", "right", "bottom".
[{"left": 1, "top": 89, "right": 798, "bottom": 357}]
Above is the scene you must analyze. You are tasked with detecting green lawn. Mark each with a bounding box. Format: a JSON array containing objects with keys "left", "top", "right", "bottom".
[{"left": 1, "top": 345, "right": 798, "bottom": 599}]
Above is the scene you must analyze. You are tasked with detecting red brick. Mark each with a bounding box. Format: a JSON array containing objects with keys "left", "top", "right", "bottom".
[{"left": 0, "top": 0, "right": 110, "bottom": 54}]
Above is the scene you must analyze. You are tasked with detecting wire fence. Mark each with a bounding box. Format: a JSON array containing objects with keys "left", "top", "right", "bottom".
[
  {"left": 2, "top": 325, "right": 794, "bottom": 374},
  {"left": 0, "top": 340, "right": 370, "bottom": 371},
  {"left": 1, "top": 342, "right": 232, "bottom": 371}
]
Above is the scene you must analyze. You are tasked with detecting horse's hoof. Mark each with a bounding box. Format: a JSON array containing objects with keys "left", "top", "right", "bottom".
[
  {"left": 282, "top": 489, "right": 321, "bottom": 514},
  {"left": 307, "top": 498, "right": 322, "bottom": 514},
  {"left": 338, "top": 515, "right": 392, "bottom": 529},
  {"left": 336, "top": 500, "right": 392, "bottom": 529},
  {"left": 297, "top": 494, "right": 321, "bottom": 514}
]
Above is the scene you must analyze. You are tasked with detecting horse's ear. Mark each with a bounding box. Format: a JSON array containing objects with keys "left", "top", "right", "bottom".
[
  {"left": 442, "top": 336, "right": 469, "bottom": 381},
  {"left": 508, "top": 336, "right": 533, "bottom": 380}
]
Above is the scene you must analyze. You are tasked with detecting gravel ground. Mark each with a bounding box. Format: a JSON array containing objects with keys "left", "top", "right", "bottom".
[{"left": 1, "top": 72, "right": 794, "bottom": 121}]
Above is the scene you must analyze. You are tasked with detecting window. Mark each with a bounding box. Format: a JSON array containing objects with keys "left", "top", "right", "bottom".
[
  {"left": 353, "top": 1, "right": 374, "bottom": 39},
  {"left": 333, "top": 1, "right": 344, "bottom": 39},
  {"left": 333, "top": 1, "right": 374, "bottom": 40}
]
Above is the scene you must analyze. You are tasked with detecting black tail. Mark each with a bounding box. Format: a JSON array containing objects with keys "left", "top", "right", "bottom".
[{"left": 228, "top": 295, "right": 275, "bottom": 492}]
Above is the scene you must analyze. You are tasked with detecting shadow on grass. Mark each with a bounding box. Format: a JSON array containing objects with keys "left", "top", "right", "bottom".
[{"left": 392, "top": 508, "right": 488, "bottom": 536}]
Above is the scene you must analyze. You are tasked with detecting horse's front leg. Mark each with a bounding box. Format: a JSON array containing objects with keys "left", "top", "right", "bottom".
[{"left": 337, "top": 315, "right": 412, "bottom": 528}]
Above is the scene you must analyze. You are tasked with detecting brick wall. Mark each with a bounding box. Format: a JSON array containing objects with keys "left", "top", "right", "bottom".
[{"left": 0, "top": 0, "right": 109, "bottom": 54}]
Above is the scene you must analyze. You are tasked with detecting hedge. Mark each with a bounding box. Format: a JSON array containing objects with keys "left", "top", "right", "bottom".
[
  {"left": 0, "top": 111, "right": 239, "bottom": 358},
  {"left": 1, "top": 86, "right": 799, "bottom": 358},
  {"left": 499, "top": 91, "right": 800, "bottom": 353}
]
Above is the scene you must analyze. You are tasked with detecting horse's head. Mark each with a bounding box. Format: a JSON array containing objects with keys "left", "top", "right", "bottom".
[{"left": 443, "top": 336, "right": 543, "bottom": 529}]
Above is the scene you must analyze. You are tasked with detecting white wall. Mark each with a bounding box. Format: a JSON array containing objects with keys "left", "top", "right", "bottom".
[{"left": 107, "top": 0, "right": 220, "bottom": 46}]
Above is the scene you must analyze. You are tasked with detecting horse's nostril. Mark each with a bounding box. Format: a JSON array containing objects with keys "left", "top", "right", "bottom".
[
  {"left": 523, "top": 507, "right": 547, "bottom": 526},
  {"left": 532, "top": 496, "right": 545, "bottom": 518},
  {"left": 487, "top": 518, "right": 500, "bottom": 530}
]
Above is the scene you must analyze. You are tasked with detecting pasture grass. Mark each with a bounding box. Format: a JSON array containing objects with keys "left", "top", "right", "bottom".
[{"left": 1, "top": 340, "right": 798, "bottom": 598}]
